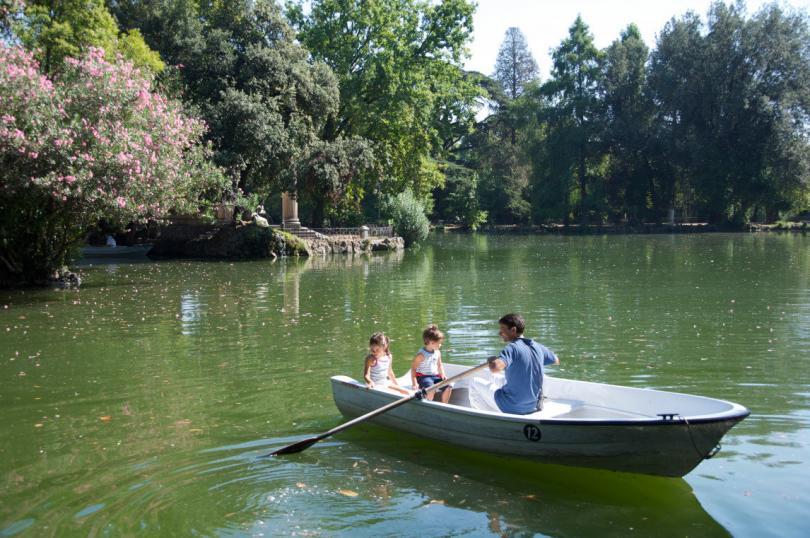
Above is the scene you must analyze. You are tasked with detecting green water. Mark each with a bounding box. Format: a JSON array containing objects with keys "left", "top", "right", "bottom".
[{"left": 1, "top": 233, "right": 808, "bottom": 537}]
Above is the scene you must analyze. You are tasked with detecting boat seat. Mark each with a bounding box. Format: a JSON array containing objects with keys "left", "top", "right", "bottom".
[{"left": 525, "top": 398, "right": 582, "bottom": 419}]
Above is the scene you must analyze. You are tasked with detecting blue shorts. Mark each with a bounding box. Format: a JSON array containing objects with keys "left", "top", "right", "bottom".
[{"left": 417, "top": 375, "right": 448, "bottom": 391}]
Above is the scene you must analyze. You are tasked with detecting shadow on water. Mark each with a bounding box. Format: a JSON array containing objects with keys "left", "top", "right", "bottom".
[{"left": 255, "top": 424, "right": 731, "bottom": 537}]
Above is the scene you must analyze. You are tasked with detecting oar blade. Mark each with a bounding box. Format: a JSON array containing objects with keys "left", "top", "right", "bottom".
[{"left": 267, "top": 436, "right": 321, "bottom": 456}]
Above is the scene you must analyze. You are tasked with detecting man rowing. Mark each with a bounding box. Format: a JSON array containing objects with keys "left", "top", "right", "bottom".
[{"left": 469, "top": 313, "right": 560, "bottom": 414}]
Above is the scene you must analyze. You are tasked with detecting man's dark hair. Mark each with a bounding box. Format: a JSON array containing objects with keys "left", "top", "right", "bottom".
[{"left": 499, "top": 313, "right": 525, "bottom": 334}]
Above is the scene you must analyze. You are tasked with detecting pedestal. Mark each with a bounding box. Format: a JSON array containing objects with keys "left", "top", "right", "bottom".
[{"left": 282, "top": 192, "right": 301, "bottom": 229}]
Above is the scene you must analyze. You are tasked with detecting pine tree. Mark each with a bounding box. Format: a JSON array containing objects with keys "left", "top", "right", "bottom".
[{"left": 493, "top": 27, "right": 539, "bottom": 100}]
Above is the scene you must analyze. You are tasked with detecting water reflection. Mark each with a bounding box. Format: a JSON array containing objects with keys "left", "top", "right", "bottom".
[
  {"left": 281, "top": 261, "right": 302, "bottom": 319},
  {"left": 180, "top": 291, "right": 204, "bottom": 336},
  {"left": 251, "top": 425, "right": 730, "bottom": 537}
]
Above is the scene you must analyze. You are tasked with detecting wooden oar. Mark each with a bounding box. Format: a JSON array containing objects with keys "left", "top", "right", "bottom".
[{"left": 264, "top": 361, "right": 491, "bottom": 457}]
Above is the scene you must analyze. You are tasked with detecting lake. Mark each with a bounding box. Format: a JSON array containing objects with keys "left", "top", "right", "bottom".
[{"left": 1, "top": 232, "right": 808, "bottom": 536}]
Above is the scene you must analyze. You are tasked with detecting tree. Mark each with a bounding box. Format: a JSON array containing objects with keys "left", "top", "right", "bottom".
[
  {"left": 293, "top": 137, "right": 376, "bottom": 227},
  {"left": 474, "top": 120, "right": 532, "bottom": 224},
  {"left": 602, "top": 24, "right": 657, "bottom": 223},
  {"left": 648, "top": 2, "right": 810, "bottom": 224},
  {"left": 456, "top": 29, "right": 537, "bottom": 225},
  {"left": 16, "top": 0, "right": 163, "bottom": 74},
  {"left": 0, "top": 45, "right": 228, "bottom": 285},
  {"left": 433, "top": 161, "right": 487, "bottom": 229},
  {"left": 287, "top": 0, "right": 481, "bottom": 203},
  {"left": 538, "top": 16, "right": 604, "bottom": 223},
  {"left": 493, "top": 27, "right": 539, "bottom": 100},
  {"left": 109, "top": 0, "right": 364, "bottom": 224}
]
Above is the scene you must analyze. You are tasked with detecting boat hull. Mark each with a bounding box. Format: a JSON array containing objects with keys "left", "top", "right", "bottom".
[{"left": 331, "top": 376, "right": 748, "bottom": 477}]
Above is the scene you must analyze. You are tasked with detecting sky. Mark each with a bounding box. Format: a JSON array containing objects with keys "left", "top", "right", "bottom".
[{"left": 466, "top": 0, "right": 810, "bottom": 78}]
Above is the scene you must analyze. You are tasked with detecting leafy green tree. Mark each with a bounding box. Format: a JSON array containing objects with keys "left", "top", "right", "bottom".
[
  {"left": 110, "top": 0, "right": 372, "bottom": 224},
  {"left": 538, "top": 16, "right": 604, "bottom": 223},
  {"left": 287, "top": 0, "right": 481, "bottom": 201},
  {"left": 16, "top": 0, "right": 163, "bottom": 73},
  {"left": 293, "top": 137, "right": 376, "bottom": 226}
]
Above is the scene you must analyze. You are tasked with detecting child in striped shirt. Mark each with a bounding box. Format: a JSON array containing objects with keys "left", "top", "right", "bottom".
[{"left": 410, "top": 324, "right": 452, "bottom": 403}]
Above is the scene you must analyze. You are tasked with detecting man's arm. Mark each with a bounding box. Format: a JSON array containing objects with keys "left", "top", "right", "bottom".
[{"left": 487, "top": 356, "right": 506, "bottom": 372}]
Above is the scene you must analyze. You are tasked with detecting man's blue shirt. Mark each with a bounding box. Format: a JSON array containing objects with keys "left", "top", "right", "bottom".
[{"left": 494, "top": 338, "right": 557, "bottom": 414}]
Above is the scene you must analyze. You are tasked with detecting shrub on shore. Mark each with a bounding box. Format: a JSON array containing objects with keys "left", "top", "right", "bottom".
[{"left": 384, "top": 189, "right": 430, "bottom": 246}]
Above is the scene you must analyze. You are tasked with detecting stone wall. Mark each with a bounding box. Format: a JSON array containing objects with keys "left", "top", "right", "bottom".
[
  {"left": 148, "top": 222, "right": 308, "bottom": 259},
  {"left": 307, "top": 236, "right": 404, "bottom": 255}
]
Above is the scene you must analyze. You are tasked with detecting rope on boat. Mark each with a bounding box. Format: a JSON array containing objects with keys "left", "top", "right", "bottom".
[{"left": 660, "top": 413, "right": 722, "bottom": 460}]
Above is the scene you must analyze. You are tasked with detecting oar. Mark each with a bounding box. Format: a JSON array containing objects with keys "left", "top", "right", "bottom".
[{"left": 264, "top": 361, "right": 491, "bottom": 457}]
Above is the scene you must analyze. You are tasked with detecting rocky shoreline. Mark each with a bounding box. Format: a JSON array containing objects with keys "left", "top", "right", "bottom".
[{"left": 147, "top": 221, "right": 404, "bottom": 260}]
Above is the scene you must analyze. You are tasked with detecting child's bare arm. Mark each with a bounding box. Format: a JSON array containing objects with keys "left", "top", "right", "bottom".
[
  {"left": 437, "top": 352, "right": 447, "bottom": 379},
  {"left": 410, "top": 353, "right": 424, "bottom": 387},
  {"left": 363, "top": 356, "right": 374, "bottom": 387},
  {"left": 387, "top": 357, "right": 401, "bottom": 386}
]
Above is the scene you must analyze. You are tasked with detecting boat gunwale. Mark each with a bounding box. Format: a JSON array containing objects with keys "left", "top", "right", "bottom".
[{"left": 331, "top": 375, "right": 751, "bottom": 427}]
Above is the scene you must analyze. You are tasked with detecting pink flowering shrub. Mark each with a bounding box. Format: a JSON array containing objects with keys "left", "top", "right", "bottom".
[{"left": 0, "top": 44, "right": 228, "bottom": 284}]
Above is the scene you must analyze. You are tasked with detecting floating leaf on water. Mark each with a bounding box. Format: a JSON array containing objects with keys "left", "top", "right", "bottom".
[
  {"left": 99, "top": 416, "right": 111, "bottom": 422},
  {"left": 338, "top": 489, "right": 358, "bottom": 497},
  {"left": 34, "top": 423, "right": 43, "bottom": 428},
  {"left": 429, "top": 499, "right": 445, "bottom": 505},
  {"left": 296, "top": 482, "right": 306, "bottom": 488}
]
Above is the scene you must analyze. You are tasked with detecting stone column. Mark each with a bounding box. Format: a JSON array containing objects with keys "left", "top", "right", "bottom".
[{"left": 281, "top": 192, "right": 301, "bottom": 229}]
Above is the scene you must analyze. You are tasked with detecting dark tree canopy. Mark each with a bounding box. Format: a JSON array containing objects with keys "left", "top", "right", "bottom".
[
  {"left": 109, "top": 0, "right": 373, "bottom": 224},
  {"left": 538, "top": 15, "right": 604, "bottom": 223}
]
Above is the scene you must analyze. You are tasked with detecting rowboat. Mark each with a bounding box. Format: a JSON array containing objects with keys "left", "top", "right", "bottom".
[{"left": 330, "top": 362, "right": 749, "bottom": 477}]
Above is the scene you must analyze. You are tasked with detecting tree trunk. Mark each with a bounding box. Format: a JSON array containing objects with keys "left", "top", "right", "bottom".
[{"left": 578, "top": 153, "right": 587, "bottom": 225}]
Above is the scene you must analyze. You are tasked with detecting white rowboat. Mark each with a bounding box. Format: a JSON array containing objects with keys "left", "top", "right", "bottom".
[{"left": 331, "top": 362, "right": 749, "bottom": 477}]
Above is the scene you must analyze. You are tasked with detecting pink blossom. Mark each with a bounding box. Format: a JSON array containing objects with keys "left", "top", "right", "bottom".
[
  {"left": 117, "top": 197, "right": 127, "bottom": 208},
  {"left": 64, "top": 175, "right": 76, "bottom": 184}
]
